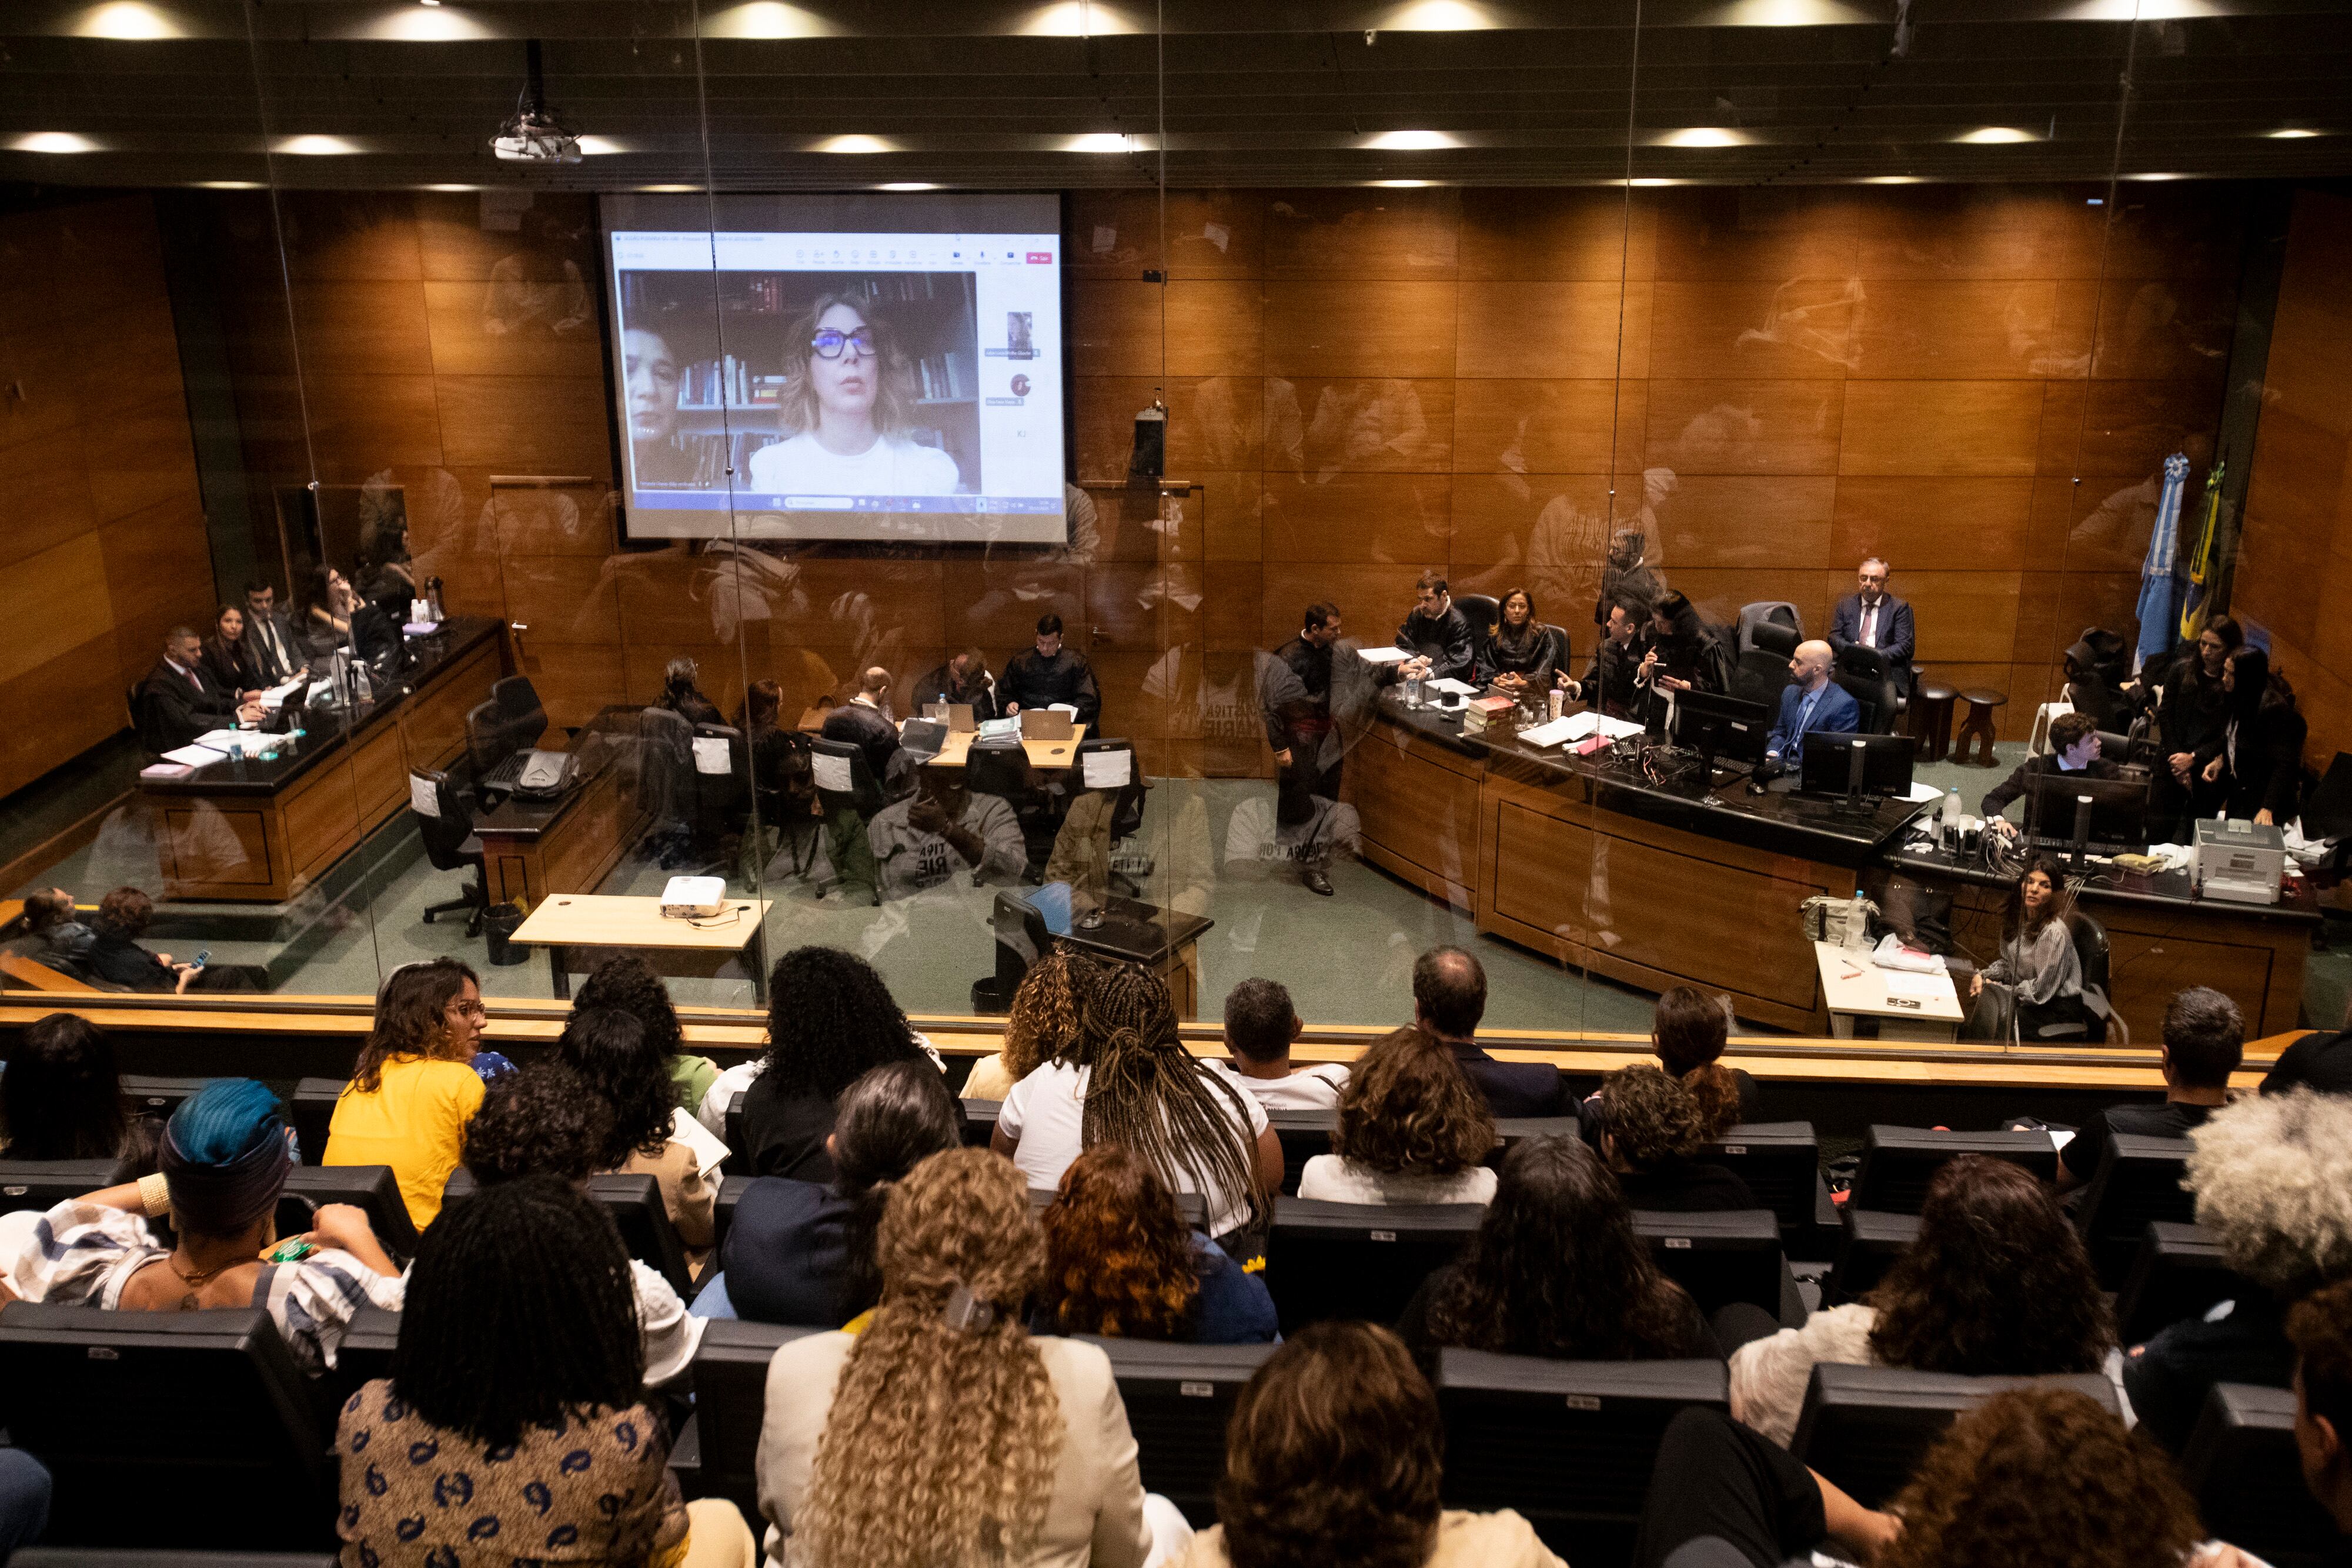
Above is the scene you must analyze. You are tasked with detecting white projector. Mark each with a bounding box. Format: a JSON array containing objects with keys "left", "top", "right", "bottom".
[
  {"left": 660, "top": 876, "right": 727, "bottom": 918},
  {"left": 2191, "top": 818, "right": 2286, "bottom": 906},
  {"left": 490, "top": 113, "right": 582, "bottom": 163}
]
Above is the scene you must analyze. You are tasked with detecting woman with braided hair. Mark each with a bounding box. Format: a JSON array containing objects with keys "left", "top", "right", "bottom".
[
  {"left": 994, "top": 964, "right": 1282, "bottom": 1249},
  {"left": 756, "top": 1146, "right": 1182, "bottom": 1568}
]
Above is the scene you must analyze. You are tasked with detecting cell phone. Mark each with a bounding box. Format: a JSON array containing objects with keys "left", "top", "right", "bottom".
[{"left": 191, "top": 949, "right": 211, "bottom": 968}]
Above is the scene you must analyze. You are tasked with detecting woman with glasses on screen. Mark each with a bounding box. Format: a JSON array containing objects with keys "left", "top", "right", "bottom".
[{"left": 745, "top": 293, "right": 964, "bottom": 499}]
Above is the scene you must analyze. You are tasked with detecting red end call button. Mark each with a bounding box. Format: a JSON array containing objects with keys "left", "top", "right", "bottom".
[{"left": 1026, "top": 251, "right": 1054, "bottom": 264}]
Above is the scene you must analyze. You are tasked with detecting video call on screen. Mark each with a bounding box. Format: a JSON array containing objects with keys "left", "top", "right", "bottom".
[{"left": 603, "top": 192, "right": 1067, "bottom": 546}]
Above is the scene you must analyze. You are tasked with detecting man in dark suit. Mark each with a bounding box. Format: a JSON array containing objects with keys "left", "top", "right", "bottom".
[
  {"left": 999, "top": 613, "right": 1101, "bottom": 728},
  {"left": 1829, "top": 557, "right": 1916, "bottom": 695},
  {"left": 1564, "top": 597, "right": 1645, "bottom": 718},
  {"left": 240, "top": 581, "right": 309, "bottom": 687},
  {"left": 1413, "top": 945, "right": 1564, "bottom": 1116},
  {"left": 1980, "top": 710, "right": 2118, "bottom": 821},
  {"left": 1763, "top": 640, "right": 1863, "bottom": 775},
  {"left": 1395, "top": 572, "right": 1476, "bottom": 684},
  {"left": 1266, "top": 602, "right": 1347, "bottom": 895},
  {"left": 135, "top": 627, "right": 258, "bottom": 755}
]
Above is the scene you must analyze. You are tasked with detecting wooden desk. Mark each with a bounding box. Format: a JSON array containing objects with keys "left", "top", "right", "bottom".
[
  {"left": 508, "top": 894, "right": 773, "bottom": 1002},
  {"left": 1812, "top": 942, "right": 1963, "bottom": 1042},
  {"left": 923, "top": 724, "right": 1087, "bottom": 771},
  {"left": 472, "top": 710, "right": 651, "bottom": 908},
  {"left": 1055, "top": 896, "right": 1214, "bottom": 1014},
  {"left": 136, "top": 618, "right": 505, "bottom": 902}
]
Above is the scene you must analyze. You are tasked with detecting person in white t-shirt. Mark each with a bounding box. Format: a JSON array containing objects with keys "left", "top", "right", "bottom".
[
  {"left": 1298, "top": 1027, "right": 1499, "bottom": 1206},
  {"left": 993, "top": 965, "right": 1282, "bottom": 1246},
  {"left": 1204, "top": 977, "right": 1348, "bottom": 1113},
  {"left": 744, "top": 293, "right": 964, "bottom": 499}
]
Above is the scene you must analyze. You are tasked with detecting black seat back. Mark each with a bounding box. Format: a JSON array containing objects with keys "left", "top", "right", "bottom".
[
  {"left": 492, "top": 674, "right": 546, "bottom": 732},
  {"left": 1792, "top": 1365, "right": 2121, "bottom": 1510},
  {"left": 1631, "top": 1209, "right": 1785, "bottom": 1319},
  {"left": 1749, "top": 617, "right": 1800, "bottom": 660},
  {"left": 1438, "top": 1352, "right": 1728, "bottom": 1564},
  {"left": 288, "top": 1078, "right": 346, "bottom": 1168},
  {"left": 1733, "top": 646, "right": 1794, "bottom": 711},
  {"left": 2181, "top": 1382, "right": 2343, "bottom": 1568},
  {"left": 1090, "top": 1336, "right": 1277, "bottom": 1526},
  {"left": 1489, "top": 1116, "right": 1581, "bottom": 1160},
  {"left": 1264, "top": 1199, "right": 1482, "bottom": 1335},
  {"left": 688, "top": 1318, "right": 822, "bottom": 1524},
  {"left": 1266, "top": 1109, "right": 1335, "bottom": 1195},
  {"left": 281, "top": 1164, "right": 417, "bottom": 1261},
  {"left": 0, "top": 1304, "right": 334, "bottom": 1549},
  {"left": 442, "top": 1168, "right": 691, "bottom": 1296},
  {"left": 2066, "top": 911, "right": 2117, "bottom": 1042},
  {"left": 2116, "top": 1219, "right": 2240, "bottom": 1343},
  {"left": 0, "top": 1158, "right": 124, "bottom": 1217},
  {"left": 119, "top": 1074, "right": 212, "bottom": 1123},
  {"left": 1453, "top": 593, "right": 1501, "bottom": 643},
  {"left": 1832, "top": 668, "right": 1893, "bottom": 735},
  {"left": 958, "top": 1096, "right": 1000, "bottom": 1147},
  {"left": 411, "top": 768, "right": 478, "bottom": 872},
  {"left": 1850, "top": 1126, "right": 2057, "bottom": 1214},
  {"left": 808, "top": 734, "right": 884, "bottom": 817},
  {"left": 1703, "top": 1122, "right": 1821, "bottom": 1236},
  {"left": 1826, "top": 1207, "right": 1920, "bottom": 1305},
  {"left": 690, "top": 722, "right": 752, "bottom": 840},
  {"left": 465, "top": 697, "right": 532, "bottom": 780},
  {"left": 2074, "top": 1132, "right": 2195, "bottom": 1288},
  {"left": 961, "top": 744, "right": 1035, "bottom": 814}
]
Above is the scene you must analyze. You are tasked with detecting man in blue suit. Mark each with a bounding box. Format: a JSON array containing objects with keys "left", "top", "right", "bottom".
[
  {"left": 1829, "top": 557, "right": 1916, "bottom": 694},
  {"left": 1765, "top": 640, "right": 1862, "bottom": 775}
]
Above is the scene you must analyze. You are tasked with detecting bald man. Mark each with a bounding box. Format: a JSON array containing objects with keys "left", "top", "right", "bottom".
[
  {"left": 819, "top": 666, "right": 902, "bottom": 784},
  {"left": 1763, "top": 640, "right": 1860, "bottom": 774}
]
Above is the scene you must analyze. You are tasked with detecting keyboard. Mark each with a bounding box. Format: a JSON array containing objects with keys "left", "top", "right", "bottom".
[{"left": 482, "top": 751, "right": 528, "bottom": 790}]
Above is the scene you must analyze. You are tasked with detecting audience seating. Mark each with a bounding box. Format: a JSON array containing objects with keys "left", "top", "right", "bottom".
[
  {"left": 1028, "top": 1186, "right": 1208, "bottom": 1229},
  {"left": 119, "top": 1074, "right": 211, "bottom": 1124},
  {"left": 280, "top": 1164, "right": 416, "bottom": 1262},
  {"left": 441, "top": 1169, "right": 692, "bottom": 1296},
  {"left": 1700, "top": 1122, "right": 1824, "bottom": 1239},
  {"left": 2116, "top": 1219, "right": 2241, "bottom": 1344},
  {"left": 1489, "top": 1115, "right": 1581, "bottom": 1157},
  {"left": 1266, "top": 1109, "right": 1333, "bottom": 1195},
  {"left": 1263, "top": 1199, "right": 1482, "bottom": 1335},
  {"left": 683, "top": 1319, "right": 822, "bottom": 1525},
  {"left": 0, "top": 1304, "right": 336, "bottom": 1550},
  {"left": 713, "top": 1171, "right": 753, "bottom": 1259},
  {"left": 1084, "top": 1336, "right": 1278, "bottom": 1526},
  {"left": 1438, "top": 1351, "right": 1729, "bottom": 1566},
  {"left": 2180, "top": 1382, "right": 2344, "bottom": 1568},
  {"left": 1825, "top": 1206, "right": 1919, "bottom": 1305},
  {"left": 1790, "top": 1365, "right": 2121, "bottom": 1510},
  {"left": 2072, "top": 1132, "right": 2197, "bottom": 1288},
  {"left": 1847, "top": 1125, "right": 2057, "bottom": 1213},
  {"left": 329, "top": 1303, "right": 399, "bottom": 1393},
  {"left": 0, "top": 1159, "right": 123, "bottom": 1218},
  {"left": 287, "top": 1079, "right": 344, "bottom": 1169},
  {"left": 957, "top": 1096, "right": 1000, "bottom": 1146},
  {"left": 1630, "top": 1209, "right": 1795, "bottom": 1323}
]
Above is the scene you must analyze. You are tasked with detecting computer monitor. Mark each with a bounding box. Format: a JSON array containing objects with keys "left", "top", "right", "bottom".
[
  {"left": 1798, "top": 731, "right": 1916, "bottom": 801},
  {"left": 2023, "top": 770, "right": 2150, "bottom": 857},
  {"left": 1669, "top": 688, "right": 1772, "bottom": 768}
]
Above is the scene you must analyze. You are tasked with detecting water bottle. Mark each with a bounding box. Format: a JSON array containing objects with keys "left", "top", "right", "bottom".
[
  {"left": 1943, "top": 787, "right": 1964, "bottom": 850},
  {"left": 1406, "top": 673, "right": 1425, "bottom": 710},
  {"left": 1843, "top": 894, "right": 1870, "bottom": 951}
]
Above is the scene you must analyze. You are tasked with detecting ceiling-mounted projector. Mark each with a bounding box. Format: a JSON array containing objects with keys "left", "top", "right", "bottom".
[{"left": 490, "top": 39, "right": 582, "bottom": 163}]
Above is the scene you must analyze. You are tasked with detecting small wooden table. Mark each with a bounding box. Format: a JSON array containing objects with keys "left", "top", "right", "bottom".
[
  {"left": 1813, "top": 941, "right": 1965, "bottom": 1042},
  {"left": 920, "top": 723, "right": 1087, "bottom": 771},
  {"left": 507, "top": 894, "right": 773, "bottom": 1002}
]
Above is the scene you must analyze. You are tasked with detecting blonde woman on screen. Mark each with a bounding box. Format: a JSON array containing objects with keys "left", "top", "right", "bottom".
[{"left": 744, "top": 293, "right": 962, "bottom": 499}]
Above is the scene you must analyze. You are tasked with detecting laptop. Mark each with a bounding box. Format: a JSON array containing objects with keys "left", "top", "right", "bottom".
[
  {"left": 1018, "top": 708, "right": 1076, "bottom": 741},
  {"left": 898, "top": 717, "right": 950, "bottom": 762},
  {"left": 924, "top": 703, "right": 978, "bottom": 733}
]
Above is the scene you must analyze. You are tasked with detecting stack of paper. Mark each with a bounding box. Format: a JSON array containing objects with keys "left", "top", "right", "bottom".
[
  {"left": 1353, "top": 646, "right": 1409, "bottom": 666},
  {"left": 163, "top": 744, "right": 224, "bottom": 767},
  {"left": 1516, "top": 716, "right": 1582, "bottom": 749},
  {"left": 1565, "top": 711, "right": 1644, "bottom": 742},
  {"left": 1428, "top": 677, "right": 1480, "bottom": 697}
]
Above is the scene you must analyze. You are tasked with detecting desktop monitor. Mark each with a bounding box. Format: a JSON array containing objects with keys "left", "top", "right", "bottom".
[
  {"left": 2023, "top": 771, "right": 2150, "bottom": 854},
  {"left": 1798, "top": 732, "right": 1916, "bottom": 800},
  {"left": 1669, "top": 689, "right": 1772, "bottom": 768}
]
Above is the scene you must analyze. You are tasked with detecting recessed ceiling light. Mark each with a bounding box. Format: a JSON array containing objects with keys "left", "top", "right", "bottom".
[
  {"left": 2267, "top": 128, "right": 2323, "bottom": 139},
  {"left": 576, "top": 136, "right": 632, "bottom": 156},
  {"left": 1860, "top": 175, "right": 1926, "bottom": 183},
  {"left": 275, "top": 135, "right": 359, "bottom": 156},
  {"left": 701, "top": 2, "right": 837, "bottom": 38},
  {"left": 637, "top": 184, "right": 701, "bottom": 192},
  {"left": 1368, "top": 179, "right": 1438, "bottom": 187},
  {"left": 1656, "top": 127, "right": 1749, "bottom": 148},
  {"left": 1957, "top": 126, "right": 2037, "bottom": 144},
  {"left": 419, "top": 0, "right": 440, "bottom": 6},
  {"left": 1017, "top": 1, "right": 1141, "bottom": 35},
  {"left": 12, "top": 132, "right": 101, "bottom": 153},
  {"left": 1378, "top": 0, "right": 1499, "bottom": 27},
  {"left": 1362, "top": 130, "right": 1460, "bottom": 151},
  {"left": 420, "top": 183, "right": 479, "bottom": 191},
  {"left": 196, "top": 179, "right": 262, "bottom": 189},
  {"left": 1697, "top": 0, "right": 1876, "bottom": 21},
  {"left": 1626, "top": 178, "right": 1685, "bottom": 187},
  {"left": 2059, "top": 0, "right": 2223, "bottom": 16},
  {"left": 1063, "top": 133, "right": 1131, "bottom": 153},
  {"left": 68, "top": 3, "right": 185, "bottom": 38},
  {"left": 878, "top": 182, "right": 940, "bottom": 191},
  {"left": 2126, "top": 172, "right": 2191, "bottom": 180},
  {"left": 815, "top": 135, "right": 897, "bottom": 154}
]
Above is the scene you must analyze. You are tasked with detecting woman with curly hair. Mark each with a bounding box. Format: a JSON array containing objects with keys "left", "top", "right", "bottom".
[
  {"left": 325, "top": 957, "right": 487, "bottom": 1229},
  {"left": 1632, "top": 1385, "right": 2202, "bottom": 1568},
  {"left": 996, "top": 964, "right": 1281, "bottom": 1249},
  {"left": 1401, "top": 1134, "right": 1710, "bottom": 1371},
  {"left": 740, "top": 946, "right": 936, "bottom": 1182},
  {"left": 757, "top": 1146, "right": 1180, "bottom": 1568},
  {"left": 1298, "top": 1027, "right": 1497, "bottom": 1206},
  {"left": 1035, "top": 1143, "right": 1277, "bottom": 1345},
  {"left": 744, "top": 292, "right": 964, "bottom": 500},
  {"left": 574, "top": 952, "right": 720, "bottom": 1111},
  {"left": 1174, "top": 1321, "right": 1562, "bottom": 1568},
  {"left": 1965, "top": 856, "right": 2088, "bottom": 1041},
  {"left": 1592, "top": 1064, "right": 1757, "bottom": 1213},
  {"left": 963, "top": 948, "right": 1099, "bottom": 1102},
  {"left": 1728, "top": 1155, "right": 2111, "bottom": 1447},
  {"left": 2125, "top": 1088, "right": 2352, "bottom": 1452},
  {"left": 557, "top": 1006, "right": 721, "bottom": 1264}
]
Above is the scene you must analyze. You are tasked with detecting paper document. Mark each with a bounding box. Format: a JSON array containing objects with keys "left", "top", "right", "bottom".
[
  {"left": 1879, "top": 968, "right": 1950, "bottom": 999},
  {"left": 141, "top": 761, "right": 196, "bottom": 780},
  {"left": 409, "top": 774, "right": 440, "bottom": 817},
  {"left": 1517, "top": 716, "right": 1581, "bottom": 749},
  {"left": 1352, "top": 645, "right": 1409, "bottom": 666},
  {"left": 1903, "top": 782, "right": 1945, "bottom": 803},
  {"left": 810, "top": 752, "right": 854, "bottom": 793},
  {"left": 975, "top": 717, "right": 1022, "bottom": 741},
  {"left": 258, "top": 678, "right": 303, "bottom": 709},
  {"left": 691, "top": 735, "right": 731, "bottom": 775},
  {"left": 162, "top": 744, "right": 224, "bottom": 767},
  {"left": 2049, "top": 1129, "right": 2076, "bottom": 1152},
  {"left": 1081, "top": 749, "right": 1132, "bottom": 788},
  {"left": 1563, "top": 711, "right": 1644, "bottom": 742},
  {"left": 1428, "top": 677, "right": 1480, "bottom": 697}
]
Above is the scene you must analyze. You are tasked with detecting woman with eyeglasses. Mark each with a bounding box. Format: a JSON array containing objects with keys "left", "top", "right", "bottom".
[
  {"left": 325, "top": 958, "right": 491, "bottom": 1229},
  {"left": 744, "top": 293, "right": 964, "bottom": 499}
]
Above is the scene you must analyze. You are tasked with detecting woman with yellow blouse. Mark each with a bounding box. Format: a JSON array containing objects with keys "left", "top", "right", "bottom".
[{"left": 325, "top": 958, "right": 488, "bottom": 1229}]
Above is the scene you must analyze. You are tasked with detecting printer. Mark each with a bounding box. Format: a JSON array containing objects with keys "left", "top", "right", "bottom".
[{"left": 2191, "top": 818, "right": 2287, "bottom": 906}]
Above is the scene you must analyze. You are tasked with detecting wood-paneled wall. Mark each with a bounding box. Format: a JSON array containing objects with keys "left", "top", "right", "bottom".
[
  {"left": 2233, "top": 189, "right": 2352, "bottom": 775},
  {"left": 0, "top": 195, "right": 215, "bottom": 798},
  {"left": 211, "top": 183, "right": 2244, "bottom": 778}
]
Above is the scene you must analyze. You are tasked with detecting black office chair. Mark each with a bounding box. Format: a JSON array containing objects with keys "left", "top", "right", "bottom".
[
  {"left": 442, "top": 1169, "right": 694, "bottom": 1296},
  {"left": 288, "top": 1077, "right": 344, "bottom": 1166},
  {"left": 1847, "top": 1125, "right": 2059, "bottom": 1213},
  {"left": 1831, "top": 667, "right": 1897, "bottom": 736},
  {"left": 2181, "top": 1383, "right": 2344, "bottom": 1568},
  {"left": 1733, "top": 646, "right": 1794, "bottom": 711},
  {"left": 0, "top": 1158, "right": 126, "bottom": 1217},
  {"left": 1454, "top": 593, "right": 1501, "bottom": 643},
  {"left": 1737, "top": 601, "right": 1803, "bottom": 657},
  {"left": 1266, "top": 1108, "right": 1337, "bottom": 1196},
  {"left": 411, "top": 768, "right": 487, "bottom": 937},
  {"left": 1749, "top": 619, "right": 1802, "bottom": 662},
  {"left": 281, "top": 1164, "right": 418, "bottom": 1260},
  {"left": 1074, "top": 734, "right": 1151, "bottom": 897},
  {"left": 690, "top": 721, "right": 752, "bottom": 859},
  {"left": 1263, "top": 1198, "right": 1482, "bottom": 1335},
  {"left": 1631, "top": 1208, "right": 1792, "bottom": 1320},
  {"left": 1090, "top": 1336, "right": 1277, "bottom": 1525},
  {"left": 808, "top": 733, "right": 887, "bottom": 894},
  {"left": 1702, "top": 1122, "right": 1824, "bottom": 1240},
  {"left": 1438, "top": 1351, "right": 1729, "bottom": 1564},
  {"left": 1826, "top": 1206, "right": 1920, "bottom": 1304},
  {"left": 1835, "top": 643, "right": 1909, "bottom": 718},
  {"left": 2116, "top": 1220, "right": 2241, "bottom": 1343},
  {"left": 2073, "top": 1132, "right": 2196, "bottom": 1288},
  {"left": 1792, "top": 1365, "right": 2122, "bottom": 1510},
  {"left": 0, "top": 1305, "right": 336, "bottom": 1549},
  {"left": 686, "top": 1318, "right": 824, "bottom": 1524},
  {"left": 2063, "top": 910, "right": 2123, "bottom": 1043}
]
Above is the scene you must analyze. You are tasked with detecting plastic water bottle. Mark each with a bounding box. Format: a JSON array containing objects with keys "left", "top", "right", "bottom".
[
  {"left": 1844, "top": 896, "right": 1870, "bottom": 951},
  {"left": 1943, "top": 787, "right": 1964, "bottom": 849},
  {"left": 1406, "top": 673, "right": 1424, "bottom": 710}
]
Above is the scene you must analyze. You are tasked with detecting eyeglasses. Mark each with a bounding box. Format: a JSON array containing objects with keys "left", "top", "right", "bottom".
[
  {"left": 810, "top": 327, "right": 876, "bottom": 360},
  {"left": 447, "top": 999, "right": 487, "bottom": 1021}
]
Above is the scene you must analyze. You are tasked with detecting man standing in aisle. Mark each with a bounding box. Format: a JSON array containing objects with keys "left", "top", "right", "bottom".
[
  {"left": 1265, "top": 603, "right": 1347, "bottom": 896},
  {"left": 999, "top": 613, "right": 1101, "bottom": 729},
  {"left": 1562, "top": 596, "right": 1646, "bottom": 718},
  {"left": 1395, "top": 572, "right": 1475, "bottom": 684},
  {"left": 1829, "top": 557, "right": 1916, "bottom": 696}
]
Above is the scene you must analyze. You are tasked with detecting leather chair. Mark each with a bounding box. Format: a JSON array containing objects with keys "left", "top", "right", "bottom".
[
  {"left": 1835, "top": 644, "right": 1907, "bottom": 724},
  {"left": 1074, "top": 734, "right": 1150, "bottom": 896},
  {"left": 1831, "top": 668, "right": 1897, "bottom": 736},
  {"left": 411, "top": 768, "right": 487, "bottom": 937},
  {"left": 1453, "top": 593, "right": 1501, "bottom": 643},
  {"left": 1736, "top": 601, "right": 1803, "bottom": 657},
  {"left": 1749, "top": 618, "right": 1800, "bottom": 661},
  {"left": 1733, "top": 646, "right": 1793, "bottom": 711}
]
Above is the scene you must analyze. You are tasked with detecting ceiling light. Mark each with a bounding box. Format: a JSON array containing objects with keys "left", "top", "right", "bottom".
[
  {"left": 2126, "top": 171, "right": 2191, "bottom": 180},
  {"left": 1957, "top": 126, "right": 2037, "bottom": 144},
  {"left": 2058, "top": 0, "right": 2224, "bottom": 16},
  {"left": 576, "top": 136, "right": 632, "bottom": 155},
  {"left": 276, "top": 135, "right": 360, "bottom": 155},
  {"left": 2267, "top": 128, "right": 2322, "bottom": 139},
  {"left": 1860, "top": 175, "right": 1926, "bottom": 183},
  {"left": 1656, "top": 126, "right": 1749, "bottom": 148},
  {"left": 878, "top": 182, "right": 940, "bottom": 191},
  {"left": 1695, "top": 0, "right": 1877, "bottom": 20},
  {"left": 11, "top": 132, "right": 101, "bottom": 153},
  {"left": 815, "top": 135, "right": 897, "bottom": 153},
  {"left": 1362, "top": 129, "right": 1460, "bottom": 151},
  {"left": 637, "top": 184, "right": 701, "bottom": 192},
  {"left": 1063, "top": 133, "right": 1132, "bottom": 153},
  {"left": 1626, "top": 178, "right": 1686, "bottom": 187},
  {"left": 701, "top": 2, "right": 838, "bottom": 38},
  {"left": 1369, "top": 179, "right": 1438, "bottom": 187},
  {"left": 1017, "top": 2, "right": 1141, "bottom": 35},
  {"left": 366, "top": 5, "right": 492, "bottom": 39},
  {"left": 420, "top": 183, "right": 479, "bottom": 191},
  {"left": 1377, "top": 0, "right": 1499, "bottom": 26},
  {"left": 68, "top": 3, "right": 185, "bottom": 39},
  {"left": 195, "top": 179, "right": 261, "bottom": 189},
  {"left": 419, "top": 0, "right": 439, "bottom": 6}
]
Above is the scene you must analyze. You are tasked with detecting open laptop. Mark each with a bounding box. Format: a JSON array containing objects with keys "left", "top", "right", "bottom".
[
  {"left": 923, "top": 702, "right": 978, "bottom": 733},
  {"left": 1018, "top": 708, "right": 1076, "bottom": 741},
  {"left": 898, "top": 717, "right": 950, "bottom": 763}
]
